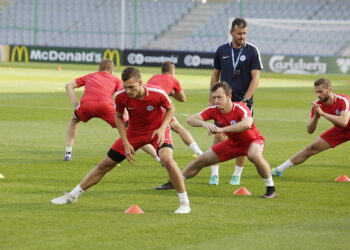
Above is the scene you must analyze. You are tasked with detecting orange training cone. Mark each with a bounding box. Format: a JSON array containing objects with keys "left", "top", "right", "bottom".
[
  {"left": 124, "top": 205, "right": 144, "bottom": 214},
  {"left": 335, "top": 175, "right": 350, "bottom": 182},
  {"left": 233, "top": 187, "right": 252, "bottom": 195}
]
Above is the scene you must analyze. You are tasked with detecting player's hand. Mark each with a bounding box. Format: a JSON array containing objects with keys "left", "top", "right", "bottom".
[
  {"left": 152, "top": 127, "right": 166, "bottom": 146},
  {"left": 311, "top": 102, "right": 323, "bottom": 117},
  {"left": 202, "top": 123, "right": 221, "bottom": 135},
  {"left": 124, "top": 142, "right": 135, "bottom": 164}
]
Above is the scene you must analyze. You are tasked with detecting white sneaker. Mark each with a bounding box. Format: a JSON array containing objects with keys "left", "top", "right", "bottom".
[
  {"left": 64, "top": 152, "right": 71, "bottom": 161},
  {"left": 174, "top": 200, "right": 191, "bottom": 214},
  {"left": 51, "top": 192, "right": 77, "bottom": 204}
]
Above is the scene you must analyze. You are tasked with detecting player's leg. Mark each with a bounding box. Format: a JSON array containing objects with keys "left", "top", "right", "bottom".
[
  {"left": 272, "top": 136, "right": 331, "bottom": 176},
  {"left": 246, "top": 142, "right": 276, "bottom": 198},
  {"left": 182, "top": 149, "right": 221, "bottom": 178},
  {"left": 209, "top": 133, "right": 225, "bottom": 185},
  {"left": 51, "top": 152, "right": 123, "bottom": 204},
  {"left": 140, "top": 144, "right": 161, "bottom": 165},
  {"left": 158, "top": 146, "right": 191, "bottom": 214},
  {"left": 64, "top": 114, "right": 80, "bottom": 161},
  {"left": 230, "top": 156, "right": 244, "bottom": 185},
  {"left": 170, "top": 119, "right": 203, "bottom": 157},
  {"left": 155, "top": 149, "right": 221, "bottom": 190}
]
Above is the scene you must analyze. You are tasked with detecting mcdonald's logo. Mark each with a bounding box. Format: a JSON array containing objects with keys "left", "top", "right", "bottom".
[
  {"left": 103, "top": 49, "right": 120, "bottom": 67},
  {"left": 11, "top": 45, "right": 29, "bottom": 63}
]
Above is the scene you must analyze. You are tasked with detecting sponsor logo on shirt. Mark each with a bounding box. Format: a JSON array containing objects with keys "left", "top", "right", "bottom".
[
  {"left": 230, "top": 120, "right": 237, "bottom": 125},
  {"left": 146, "top": 105, "right": 154, "bottom": 111},
  {"left": 222, "top": 56, "right": 229, "bottom": 59},
  {"left": 127, "top": 106, "right": 134, "bottom": 110}
]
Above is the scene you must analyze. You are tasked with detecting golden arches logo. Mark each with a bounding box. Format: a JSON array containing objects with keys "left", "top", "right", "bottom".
[
  {"left": 11, "top": 46, "right": 29, "bottom": 63},
  {"left": 103, "top": 49, "right": 120, "bottom": 67}
]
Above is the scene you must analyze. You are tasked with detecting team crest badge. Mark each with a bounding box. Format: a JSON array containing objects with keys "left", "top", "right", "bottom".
[
  {"left": 335, "top": 109, "right": 340, "bottom": 115},
  {"left": 230, "top": 120, "right": 236, "bottom": 125},
  {"left": 146, "top": 105, "right": 154, "bottom": 111},
  {"left": 240, "top": 55, "right": 246, "bottom": 61}
]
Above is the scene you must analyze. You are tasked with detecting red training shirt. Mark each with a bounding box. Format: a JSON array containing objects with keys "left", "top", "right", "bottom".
[
  {"left": 115, "top": 85, "right": 172, "bottom": 134},
  {"left": 147, "top": 74, "right": 182, "bottom": 95},
  {"left": 75, "top": 71, "right": 123, "bottom": 105},
  {"left": 310, "top": 93, "right": 350, "bottom": 129},
  {"left": 200, "top": 102, "right": 264, "bottom": 144}
]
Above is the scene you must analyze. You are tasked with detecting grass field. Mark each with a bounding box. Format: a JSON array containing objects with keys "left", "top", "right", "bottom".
[{"left": 0, "top": 62, "right": 350, "bottom": 250}]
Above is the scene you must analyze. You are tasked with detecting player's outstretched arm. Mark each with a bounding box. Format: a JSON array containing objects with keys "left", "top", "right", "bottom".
[
  {"left": 65, "top": 80, "right": 79, "bottom": 108},
  {"left": 221, "top": 117, "right": 253, "bottom": 133},
  {"left": 186, "top": 113, "right": 220, "bottom": 135},
  {"left": 186, "top": 113, "right": 205, "bottom": 127},
  {"left": 172, "top": 91, "right": 186, "bottom": 102}
]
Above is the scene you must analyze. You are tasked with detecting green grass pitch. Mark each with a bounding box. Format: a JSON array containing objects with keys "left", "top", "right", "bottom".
[{"left": 0, "top": 62, "right": 350, "bottom": 250}]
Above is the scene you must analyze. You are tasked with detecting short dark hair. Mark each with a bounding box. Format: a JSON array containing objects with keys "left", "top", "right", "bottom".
[
  {"left": 122, "top": 67, "right": 141, "bottom": 81},
  {"left": 314, "top": 78, "right": 332, "bottom": 88},
  {"left": 231, "top": 18, "right": 247, "bottom": 30},
  {"left": 161, "top": 61, "right": 174, "bottom": 73},
  {"left": 99, "top": 59, "right": 114, "bottom": 72},
  {"left": 211, "top": 81, "right": 232, "bottom": 96}
]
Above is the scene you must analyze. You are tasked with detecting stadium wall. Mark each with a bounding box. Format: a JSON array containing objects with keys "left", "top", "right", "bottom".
[{"left": 4, "top": 45, "right": 350, "bottom": 75}]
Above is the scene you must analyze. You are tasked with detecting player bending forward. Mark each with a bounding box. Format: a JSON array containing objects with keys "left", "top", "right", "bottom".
[
  {"left": 52, "top": 67, "right": 191, "bottom": 214},
  {"left": 157, "top": 82, "right": 276, "bottom": 198},
  {"left": 272, "top": 78, "right": 350, "bottom": 176},
  {"left": 147, "top": 61, "right": 203, "bottom": 159}
]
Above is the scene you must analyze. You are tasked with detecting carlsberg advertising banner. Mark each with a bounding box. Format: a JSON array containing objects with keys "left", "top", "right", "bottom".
[{"left": 261, "top": 55, "right": 350, "bottom": 75}]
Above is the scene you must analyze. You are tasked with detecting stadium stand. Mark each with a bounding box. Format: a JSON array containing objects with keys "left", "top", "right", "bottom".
[
  {"left": 176, "top": 0, "right": 350, "bottom": 56},
  {"left": 0, "top": 0, "right": 197, "bottom": 49},
  {"left": 0, "top": 0, "right": 349, "bottom": 56}
]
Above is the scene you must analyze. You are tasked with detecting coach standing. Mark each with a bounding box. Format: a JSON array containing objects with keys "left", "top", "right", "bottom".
[{"left": 208, "top": 17, "right": 263, "bottom": 186}]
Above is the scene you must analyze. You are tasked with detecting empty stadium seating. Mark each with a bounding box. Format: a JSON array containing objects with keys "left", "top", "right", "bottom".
[{"left": 0, "top": 0, "right": 349, "bottom": 56}]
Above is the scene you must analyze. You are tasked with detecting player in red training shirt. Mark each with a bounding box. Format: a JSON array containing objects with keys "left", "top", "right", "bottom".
[
  {"left": 147, "top": 61, "right": 203, "bottom": 159},
  {"left": 272, "top": 78, "right": 350, "bottom": 176},
  {"left": 52, "top": 67, "right": 191, "bottom": 214},
  {"left": 157, "top": 82, "right": 276, "bottom": 198},
  {"left": 63, "top": 59, "right": 158, "bottom": 162}
]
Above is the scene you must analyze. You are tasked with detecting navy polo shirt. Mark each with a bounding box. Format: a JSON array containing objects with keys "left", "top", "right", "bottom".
[{"left": 213, "top": 42, "right": 263, "bottom": 103}]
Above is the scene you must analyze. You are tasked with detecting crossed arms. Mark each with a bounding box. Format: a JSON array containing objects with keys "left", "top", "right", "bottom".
[{"left": 186, "top": 113, "right": 253, "bottom": 135}]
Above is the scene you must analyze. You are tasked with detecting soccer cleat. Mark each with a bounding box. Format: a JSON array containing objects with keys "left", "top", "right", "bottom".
[
  {"left": 64, "top": 152, "right": 71, "bottom": 161},
  {"left": 261, "top": 186, "right": 277, "bottom": 198},
  {"left": 229, "top": 175, "right": 241, "bottom": 185},
  {"left": 51, "top": 192, "right": 77, "bottom": 204},
  {"left": 209, "top": 175, "right": 219, "bottom": 185},
  {"left": 271, "top": 168, "right": 282, "bottom": 177},
  {"left": 155, "top": 182, "right": 174, "bottom": 190},
  {"left": 174, "top": 200, "right": 191, "bottom": 214},
  {"left": 261, "top": 192, "right": 277, "bottom": 199}
]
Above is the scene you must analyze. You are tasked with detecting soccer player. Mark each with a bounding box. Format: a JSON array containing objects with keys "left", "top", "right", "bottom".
[
  {"left": 272, "top": 78, "right": 350, "bottom": 176},
  {"left": 52, "top": 67, "right": 191, "bottom": 214},
  {"left": 156, "top": 82, "right": 276, "bottom": 198},
  {"left": 63, "top": 59, "right": 158, "bottom": 163},
  {"left": 147, "top": 61, "right": 203, "bottom": 158},
  {"left": 209, "top": 17, "right": 263, "bottom": 186}
]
